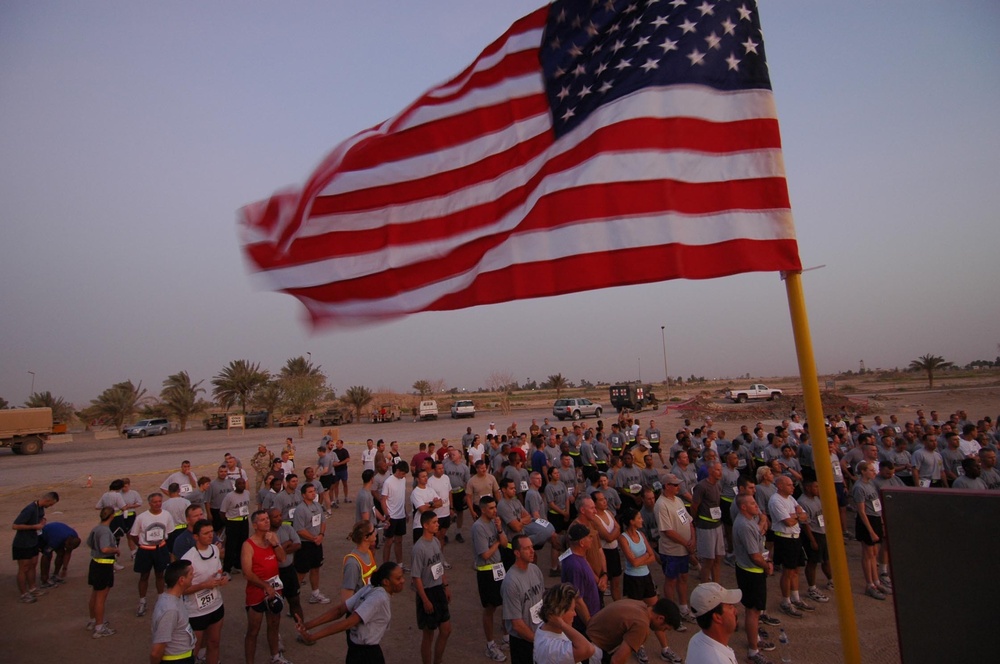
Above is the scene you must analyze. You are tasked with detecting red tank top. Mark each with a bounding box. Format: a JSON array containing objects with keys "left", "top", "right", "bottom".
[{"left": 245, "top": 538, "right": 280, "bottom": 606}]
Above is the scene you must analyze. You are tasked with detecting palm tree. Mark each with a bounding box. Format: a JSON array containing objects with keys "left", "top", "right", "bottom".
[
  {"left": 253, "top": 381, "right": 284, "bottom": 425},
  {"left": 412, "top": 380, "right": 432, "bottom": 398},
  {"left": 342, "top": 385, "right": 373, "bottom": 422},
  {"left": 279, "top": 356, "right": 326, "bottom": 416},
  {"left": 24, "top": 391, "right": 75, "bottom": 423},
  {"left": 547, "top": 373, "right": 569, "bottom": 397},
  {"left": 82, "top": 380, "right": 148, "bottom": 433},
  {"left": 212, "top": 360, "right": 269, "bottom": 414},
  {"left": 908, "top": 354, "right": 954, "bottom": 388},
  {"left": 160, "top": 371, "right": 205, "bottom": 431}
]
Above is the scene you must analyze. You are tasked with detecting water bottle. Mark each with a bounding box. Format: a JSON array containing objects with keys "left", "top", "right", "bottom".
[{"left": 778, "top": 628, "right": 791, "bottom": 663}]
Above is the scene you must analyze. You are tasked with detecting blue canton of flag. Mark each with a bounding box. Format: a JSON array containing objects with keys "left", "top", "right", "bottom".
[{"left": 542, "top": 0, "right": 771, "bottom": 137}]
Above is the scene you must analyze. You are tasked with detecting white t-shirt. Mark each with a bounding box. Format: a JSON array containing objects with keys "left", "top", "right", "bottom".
[
  {"left": 685, "top": 630, "right": 738, "bottom": 664},
  {"left": 381, "top": 474, "right": 408, "bottom": 520},
  {"left": 468, "top": 444, "right": 486, "bottom": 466},
  {"left": 361, "top": 447, "right": 378, "bottom": 472},
  {"left": 410, "top": 486, "right": 439, "bottom": 529},
  {"left": 427, "top": 475, "right": 453, "bottom": 519},
  {"left": 182, "top": 544, "right": 223, "bottom": 617},
  {"left": 768, "top": 493, "right": 801, "bottom": 537}
]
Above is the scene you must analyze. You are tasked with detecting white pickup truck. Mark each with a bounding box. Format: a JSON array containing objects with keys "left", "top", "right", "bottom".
[
  {"left": 726, "top": 384, "right": 783, "bottom": 403},
  {"left": 418, "top": 400, "right": 439, "bottom": 421}
]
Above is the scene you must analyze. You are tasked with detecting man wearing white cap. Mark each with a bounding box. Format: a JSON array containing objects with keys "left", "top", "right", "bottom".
[{"left": 686, "top": 582, "right": 742, "bottom": 664}]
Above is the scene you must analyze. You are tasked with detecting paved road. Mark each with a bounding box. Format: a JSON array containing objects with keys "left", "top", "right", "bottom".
[{"left": 2, "top": 406, "right": 626, "bottom": 489}]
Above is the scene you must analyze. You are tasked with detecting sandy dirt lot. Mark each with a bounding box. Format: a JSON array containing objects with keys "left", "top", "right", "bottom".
[{"left": 2, "top": 385, "right": 996, "bottom": 664}]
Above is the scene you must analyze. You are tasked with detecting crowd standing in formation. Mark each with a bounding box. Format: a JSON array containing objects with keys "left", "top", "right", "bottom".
[{"left": 11, "top": 408, "right": 999, "bottom": 664}]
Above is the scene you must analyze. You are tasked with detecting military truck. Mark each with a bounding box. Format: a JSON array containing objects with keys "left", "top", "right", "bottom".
[
  {"left": 319, "top": 407, "right": 352, "bottom": 426},
  {"left": 245, "top": 411, "right": 270, "bottom": 428},
  {"left": 0, "top": 407, "right": 51, "bottom": 455},
  {"left": 609, "top": 383, "right": 648, "bottom": 412},
  {"left": 203, "top": 413, "right": 229, "bottom": 430}
]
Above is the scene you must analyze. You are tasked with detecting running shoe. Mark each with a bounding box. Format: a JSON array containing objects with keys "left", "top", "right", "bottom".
[
  {"left": 747, "top": 652, "right": 773, "bottom": 664},
  {"left": 825, "top": 580, "right": 835, "bottom": 591},
  {"left": 344, "top": 498, "right": 352, "bottom": 503},
  {"left": 779, "top": 603, "right": 802, "bottom": 618},
  {"left": 137, "top": 597, "right": 147, "bottom": 616},
  {"left": 443, "top": 561, "right": 452, "bottom": 570},
  {"left": 660, "top": 647, "right": 683, "bottom": 662},
  {"left": 864, "top": 585, "right": 886, "bottom": 601},
  {"left": 759, "top": 613, "right": 782, "bottom": 626},
  {"left": 807, "top": 588, "right": 830, "bottom": 603},
  {"left": 757, "top": 640, "right": 776, "bottom": 652},
  {"left": 791, "top": 599, "right": 815, "bottom": 612},
  {"left": 51, "top": 574, "right": 67, "bottom": 584},
  {"left": 485, "top": 643, "right": 506, "bottom": 661},
  {"left": 878, "top": 573, "right": 893, "bottom": 588},
  {"left": 455, "top": 533, "right": 465, "bottom": 543},
  {"left": 92, "top": 623, "right": 117, "bottom": 639},
  {"left": 680, "top": 609, "right": 698, "bottom": 624},
  {"left": 876, "top": 583, "right": 892, "bottom": 596},
  {"left": 19, "top": 593, "right": 36, "bottom": 604},
  {"left": 29, "top": 587, "right": 46, "bottom": 597},
  {"left": 758, "top": 627, "right": 769, "bottom": 640},
  {"left": 309, "top": 591, "right": 331, "bottom": 604},
  {"left": 114, "top": 562, "right": 125, "bottom": 571},
  {"left": 85, "top": 619, "right": 96, "bottom": 631},
  {"left": 39, "top": 580, "right": 58, "bottom": 589},
  {"left": 636, "top": 646, "right": 650, "bottom": 664},
  {"left": 271, "top": 654, "right": 294, "bottom": 664}
]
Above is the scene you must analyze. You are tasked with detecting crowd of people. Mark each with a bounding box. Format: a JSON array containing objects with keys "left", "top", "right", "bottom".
[{"left": 11, "top": 408, "right": 998, "bottom": 664}]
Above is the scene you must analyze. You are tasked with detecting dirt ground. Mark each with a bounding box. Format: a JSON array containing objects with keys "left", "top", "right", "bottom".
[{"left": 2, "top": 384, "right": 996, "bottom": 664}]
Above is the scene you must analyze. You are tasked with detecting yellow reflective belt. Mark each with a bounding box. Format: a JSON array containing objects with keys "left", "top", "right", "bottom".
[
  {"left": 774, "top": 531, "right": 796, "bottom": 538},
  {"left": 173, "top": 524, "right": 187, "bottom": 531},
  {"left": 698, "top": 515, "right": 719, "bottom": 523},
  {"left": 228, "top": 516, "right": 247, "bottom": 521},
  {"left": 738, "top": 564, "right": 764, "bottom": 573},
  {"left": 163, "top": 651, "right": 194, "bottom": 661},
  {"left": 476, "top": 563, "right": 497, "bottom": 572},
  {"left": 93, "top": 557, "right": 116, "bottom": 564},
  {"left": 721, "top": 496, "right": 734, "bottom": 503}
]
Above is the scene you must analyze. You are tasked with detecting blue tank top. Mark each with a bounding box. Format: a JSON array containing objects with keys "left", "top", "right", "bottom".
[{"left": 624, "top": 531, "right": 649, "bottom": 576}]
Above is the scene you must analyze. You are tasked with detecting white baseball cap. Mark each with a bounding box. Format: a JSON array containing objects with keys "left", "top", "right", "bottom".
[{"left": 690, "top": 582, "right": 742, "bottom": 617}]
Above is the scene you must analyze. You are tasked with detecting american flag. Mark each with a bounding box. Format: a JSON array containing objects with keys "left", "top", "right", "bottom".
[{"left": 239, "top": 0, "right": 800, "bottom": 326}]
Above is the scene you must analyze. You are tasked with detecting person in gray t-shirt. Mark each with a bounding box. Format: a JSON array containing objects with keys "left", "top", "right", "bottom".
[
  {"left": 411, "top": 512, "right": 451, "bottom": 659},
  {"left": 150, "top": 561, "right": 196, "bottom": 662},
  {"left": 501, "top": 533, "right": 545, "bottom": 657}
]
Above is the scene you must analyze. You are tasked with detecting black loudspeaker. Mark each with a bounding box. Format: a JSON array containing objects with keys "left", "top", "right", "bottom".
[{"left": 881, "top": 487, "right": 1000, "bottom": 663}]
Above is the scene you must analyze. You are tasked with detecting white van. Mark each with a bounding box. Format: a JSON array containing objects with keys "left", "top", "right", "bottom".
[{"left": 418, "top": 400, "right": 439, "bottom": 421}]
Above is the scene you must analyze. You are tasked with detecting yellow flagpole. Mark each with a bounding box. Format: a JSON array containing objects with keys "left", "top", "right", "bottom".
[{"left": 783, "top": 271, "right": 861, "bottom": 663}]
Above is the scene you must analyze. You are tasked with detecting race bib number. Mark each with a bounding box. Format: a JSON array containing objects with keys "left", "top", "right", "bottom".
[
  {"left": 652, "top": 481, "right": 663, "bottom": 492},
  {"left": 762, "top": 549, "right": 770, "bottom": 561},
  {"left": 650, "top": 433, "right": 659, "bottom": 442},
  {"left": 287, "top": 508, "right": 296, "bottom": 520},
  {"left": 267, "top": 575, "right": 283, "bottom": 591},
  {"left": 530, "top": 600, "right": 543, "bottom": 624},
  {"left": 238, "top": 504, "right": 249, "bottom": 517},
  {"left": 520, "top": 481, "right": 529, "bottom": 493},
  {"left": 833, "top": 463, "right": 843, "bottom": 479},
  {"left": 709, "top": 507, "right": 723, "bottom": 520},
  {"left": 534, "top": 518, "right": 550, "bottom": 528},
  {"left": 180, "top": 483, "right": 193, "bottom": 495},
  {"left": 919, "top": 479, "right": 931, "bottom": 488},
  {"left": 629, "top": 484, "right": 642, "bottom": 494},
  {"left": 871, "top": 499, "right": 882, "bottom": 514},
  {"left": 195, "top": 588, "right": 218, "bottom": 609},
  {"left": 677, "top": 509, "right": 690, "bottom": 525},
  {"left": 491, "top": 563, "right": 506, "bottom": 582},
  {"left": 817, "top": 515, "right": 825, "bottom": 528},
  {"left": 311, "top": 513, "right": 322, "bottom": 528},
  {"left": 566, "top": 486, "right": 575, "bottom": 497},
  {"left": 147, "top": 525, "right": 165, "bottom": 544},
  {"left": 738, "top": 459, "right": 747, "bottom": 469},
  {"left": 430, "top": 562, "right": 444, "bottom": 580}
]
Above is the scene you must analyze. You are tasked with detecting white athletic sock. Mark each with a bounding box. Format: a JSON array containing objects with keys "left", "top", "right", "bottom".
[
  {"left": 487, "top": 640, "right": 496, "bottom": 648},
  {"left": 680, "top": 604, "right": 689, "bottom": 613},
  {"left": 791, "top": 590, "right": 801, "bottom": 602},
  {"left": 808, "top": 585, "right": 817, "bottom": 592},
  {"left": 749, "top": 650, "right": 759, "bottom": 657},
  {"left": 879, "top": 564, "right": 888, "bottom": 574}
]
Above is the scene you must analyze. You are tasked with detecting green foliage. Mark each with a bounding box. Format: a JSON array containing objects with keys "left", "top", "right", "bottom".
[
  {"left": 24, "top": 391, "right": 74, "bottom": 423},
  {"left": 907, "top": 354, "right": 954, "bottom": 388},
  {"left": 212, "top": 360, "right": 269, "bottom": 413},
  {"left": 160, "top": 371, "right": 205, "bottom": 432},
  {"left": 544, "top": 373, "right": 569, "bottom": 397},
  {"left": 0, "top": 397, "right": 9, "bottom": 409},
  {"left": 342, "top": 385, "right": 374, "bottom": 421},
  {"left": 252, "top": 381, "right": 284, "bottom": 424},
  {"left": 278, "top": 356, "right": 326, "bottom": 415},
  {"left": 412, "top": 380, "right": 432, "bottom": 398},
  {"left": 81, "top": 380, "right": 148, "bottom": 432}
]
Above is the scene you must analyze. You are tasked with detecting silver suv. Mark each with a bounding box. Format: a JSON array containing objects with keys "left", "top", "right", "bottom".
[
  {"left": 553, "top": 398, "right": 603, "bottom": 421},
  {"left": 124, "top": 418, "right": 169, "bottom": 438}
]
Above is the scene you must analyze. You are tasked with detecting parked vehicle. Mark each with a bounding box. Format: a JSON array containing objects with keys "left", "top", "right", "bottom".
[
  {"left": 124, "top": 418, "right": 170, "bottom": 438},
  {"left": 0, "top": 407, "right": 51, "bottom": 455},
  {"left": 245, "top": 411, "right": 270, "bottom": 428},
  {"left": 418, "top": 400, "right": 439, "bottom": 421},
  {"left": 726, "top": 384, "right": 783, "bottom": 403},
  {"left": 276, "top": 413, "right": 313, "bottom": 427},
  {"left": 450, "top": 400, "right": 475, "bottom": 418},
  {"left": 371, "top": 403, "right": 402, "bottom": 423},
  {"left": 609, "top": 383, "right": 648, "bottom": 412},
  {"left": 203, "top": 413, "right": 229, "bottom": 430},
  {"left": 553, "top": 398, "right": 603, "bottom": 421},
  {"left": 319, "top": 407, "right": 353, "bottom": 426}
]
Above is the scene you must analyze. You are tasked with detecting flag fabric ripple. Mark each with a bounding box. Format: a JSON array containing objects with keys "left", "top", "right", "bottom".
[{"left": 239, "top": 0, "right": 801, "bottom": 326}]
